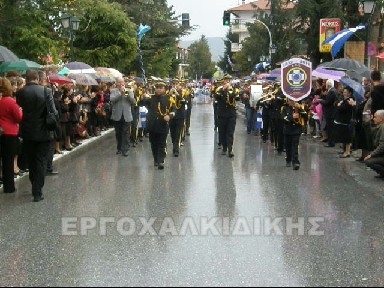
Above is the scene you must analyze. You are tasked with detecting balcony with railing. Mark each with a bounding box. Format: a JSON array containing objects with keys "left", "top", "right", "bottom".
[
  {"left": 231, "top": 43, "right": 243, "bottom": 53},
  {"left": 231, "top": 21, "right": 249, "bottom": 33}
]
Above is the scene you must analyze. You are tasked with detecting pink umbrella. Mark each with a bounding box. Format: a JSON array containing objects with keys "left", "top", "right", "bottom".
[
  {"left": 48, "top": 74, "right": 74, "bottom": 86},
  {"left": 376, "top": 53, "right": 384, "bottom": 60},
  {"left": 257, "top": 73, "right": 270, "bottom": 79}
]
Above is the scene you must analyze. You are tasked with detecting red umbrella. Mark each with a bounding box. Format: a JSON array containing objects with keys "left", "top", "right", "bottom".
[
  {"left": 376, "top": 52, "right": 384, "bottom": 60},
  {"left": 48, "top": 74, "right": 74, "bottom": 86}
]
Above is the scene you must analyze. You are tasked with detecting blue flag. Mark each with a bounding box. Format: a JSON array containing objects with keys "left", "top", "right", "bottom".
[{"left": 138, "top": 24, "right": 152, "bottom": 43}]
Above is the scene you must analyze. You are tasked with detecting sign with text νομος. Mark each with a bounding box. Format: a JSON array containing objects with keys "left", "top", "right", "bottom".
[{"left": 281, "top": 58, "right": 312, "bottom": 102}]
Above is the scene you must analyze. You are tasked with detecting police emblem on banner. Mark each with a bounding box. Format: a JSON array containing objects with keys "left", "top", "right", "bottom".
[{"left": 281, "top": 58, "right": 312, "bottom": 102}]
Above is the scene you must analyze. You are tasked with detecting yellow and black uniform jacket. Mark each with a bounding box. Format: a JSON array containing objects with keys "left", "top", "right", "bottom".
[
  {"left": 171, "top": 89, "right": 186, "bottom": 120},
  {"left": 145, "top": 94, "right": 176, "bottom": 134},
  {"left": 215, "top": 86, "right": 240, "bottom": 118},
  {"left": 281, "top": 104, "right": 307, "bottom": 135}
]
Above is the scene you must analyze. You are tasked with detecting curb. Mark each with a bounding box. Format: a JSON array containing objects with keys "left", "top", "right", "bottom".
[{"left": 0, "top": 129, "right": 115, "bottom": 192}]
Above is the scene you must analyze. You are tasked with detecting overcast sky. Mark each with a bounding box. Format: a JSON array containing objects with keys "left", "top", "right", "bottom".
[{"left": 167, "top": 0, "right": 243, "bottom": 41}]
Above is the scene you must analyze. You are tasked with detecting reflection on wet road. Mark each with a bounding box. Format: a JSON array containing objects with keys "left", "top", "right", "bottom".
[{"left": 0, "top": 105, "right": 383, "bottom": 286}]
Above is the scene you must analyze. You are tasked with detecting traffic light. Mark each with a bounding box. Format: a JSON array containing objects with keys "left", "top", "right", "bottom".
[
  {"left": 182, "top": 13, "right": 190, "bottom": 28},
  {"left": 223, "top": 11, "right": 231, "bottom": 26}
]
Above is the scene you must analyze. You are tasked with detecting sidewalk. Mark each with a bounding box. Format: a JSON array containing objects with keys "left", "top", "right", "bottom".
[{"left": 0, "top": 128, "right": 115, "bottom": 192}]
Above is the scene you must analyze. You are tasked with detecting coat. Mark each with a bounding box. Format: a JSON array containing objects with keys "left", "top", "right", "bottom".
[
  {"left": 110, "top": 88, "right": 136, "bottom": 122},
  {"left": 16, "top": 82, "right": 58, "bottom": 142}
]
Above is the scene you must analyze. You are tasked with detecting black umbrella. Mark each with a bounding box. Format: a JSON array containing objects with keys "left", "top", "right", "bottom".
[
  {"left": 318, "top": 58, "right": 370, "bottom": 81},
  {"left": 0, "top": 46, "right": 19, "bottom": 62}
]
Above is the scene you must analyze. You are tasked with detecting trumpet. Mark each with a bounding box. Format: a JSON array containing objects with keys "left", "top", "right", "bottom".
[
  {"left": 169, "top": 87, "right": 179, "bottom": 97},
  {"left": 258, "top": 93, "right": 275, "bottom": 104}
]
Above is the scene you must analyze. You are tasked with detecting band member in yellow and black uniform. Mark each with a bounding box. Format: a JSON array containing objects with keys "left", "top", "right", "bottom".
[
  {"left": 211, "top": 80, "right": 222, "bottom": 132},
  {"left": 130, "top": 81, "right": 143, "bottom": 147},
  {"left": 271, "top": 84, "right": 286, "bottom": 155},
  {"left": 282, "top": 99, "right": 307, "bottom": 170},
  {"left": 145, "top": 81, "right": 176, "bottom": 170},
  {"left": 169, "top": 80, "right": 186, "bottom": 157},
  {"left": 184, "top": 83, "right": 194, "bottom": 136},
  {"left": 215, "top": 74, "right": 240, "bottom": 158}
]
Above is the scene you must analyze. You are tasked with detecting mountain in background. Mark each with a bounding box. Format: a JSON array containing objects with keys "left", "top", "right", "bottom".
[{"left": 179, "top": 37, "right": 225, "bottom": 62}]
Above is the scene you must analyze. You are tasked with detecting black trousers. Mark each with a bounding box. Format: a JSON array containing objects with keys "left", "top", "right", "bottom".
[
  {"left": 169, "top": 118, "right": 185, "bottom": 152},
  {"left": 149, "top": 132, "right": 168, "bottom": 164},
  {"left": 218, "top": 116, "right": 236, "bottom": 152},
  {"left": 1, "top": 135, "right": 17, "bottom": 193},
  {"left": 326, "top": 118, "right": 335, "bottom": 146},
  {"left": 130, "top": 109, "right": 140, "bottom": 144},
  {"left": 285, "top": 134, "right": 301, "bottom": 165},
  {"left": 24, "top": 140, "right": 50, "bottom": 197},
  {"left": 270, "top": 118, "right": 277, "bottom": 145},
  {"left": 276, "top": 119, "right": 285, "bottom": 153},
  {"left": 114, "top": 116, "right": 131, "bottom": 153},
  {"left": 186, "top": 106, "right": 192, "bottom": 132},
  {"left": 366, "top": 157, "right": 384, "bottom": 175},
  {"left": 262, "top": 114, "right": 270, "bottom": 141},
  {"left": 46, "top": 139, "right": 55, "bottom": 172},
  {"left": 213, "top": 104, "right": 219, "bottom": 129}
]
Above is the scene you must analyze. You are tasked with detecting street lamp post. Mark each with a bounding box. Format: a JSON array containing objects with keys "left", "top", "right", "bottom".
[
  {"left": 61, "top": 13, "right": 81, "bottom": 62},
  {"left": 361, "top": 0, "right": 377, "bottom": 67}
]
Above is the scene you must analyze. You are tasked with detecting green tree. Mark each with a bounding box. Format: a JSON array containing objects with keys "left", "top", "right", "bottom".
[
  {"left": 0, "top": 0, "right": 68, "bottom": 63},
  {"left": 188, "top": 35, "right": 215, "bottom": 79},
  {"left": 72, "top": 0, "right": 137, "bottom": 73},
  {"left": 113, "top": 0, "right": 190, "bottom": 76}
]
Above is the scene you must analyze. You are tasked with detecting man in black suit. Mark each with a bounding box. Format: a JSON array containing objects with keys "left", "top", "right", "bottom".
[
  {"left": 38, "top": 70, "right": 59, "bottom": 176},
  {"left": 16, "top": 70, "right": 58, "bottom": 202},
  {"left": 319, "top": 79, "right": 338, "bottom": 147}
]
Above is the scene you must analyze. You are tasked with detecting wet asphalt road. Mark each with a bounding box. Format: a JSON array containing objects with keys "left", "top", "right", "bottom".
[{"left": 1, "top": 105, "right": 384, "bottom": 287}]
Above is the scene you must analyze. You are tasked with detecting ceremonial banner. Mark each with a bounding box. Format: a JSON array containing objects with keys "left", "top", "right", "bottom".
[
  {"left": 281, "top": 58, "right": 312, "bottom": 102},
  {"left": 320, "top": 18, "right": 341, "bottom": 53},
  {"left": 250, "top": 85, "right": 263, "bottom": 107}
]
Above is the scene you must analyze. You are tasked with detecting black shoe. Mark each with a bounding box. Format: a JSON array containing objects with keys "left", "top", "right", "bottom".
[
  {"left": 174, "top": 151, "right": 179, "bottom": 157},
  {"left": 186, "top": 131, "right": 190, "bottom": 136},
  {"left": 4, "top": 189, "right": 16, "bottom": 194},
  {"left": 293, "top": 164, "right": 300, "bottom": 171},
  {"left": 339, "top": 154, "right": 351, "bottom": 158},
  {"left": 33, "top": 195, "right": 44, "bottom": 202},
  {"left": 46, "top": 171, "right": 59, "bottom": 176},
  {"left": 228, "top": 149, "right": 234, "bottom": 158},
  {"left": 218, "top": 144, "right": 222, "bottom": 150},
  {"left": 158, "top": 164, "right": 165, "bottom": 170},
  {"left": 116, "top": 150, "right": 122, "bottom": 155},
  {"left": 154, "top": 162, "right": 159, "bottom": 167}
]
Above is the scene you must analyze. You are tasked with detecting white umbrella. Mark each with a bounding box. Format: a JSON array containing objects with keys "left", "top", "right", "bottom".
[{"left": 107, "top": 68, "right": 123, "bottom": 78}]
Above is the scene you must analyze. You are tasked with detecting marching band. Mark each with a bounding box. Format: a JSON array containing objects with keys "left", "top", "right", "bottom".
[{"left": 122, "top": 74, "right": 306, "bottom": 171}]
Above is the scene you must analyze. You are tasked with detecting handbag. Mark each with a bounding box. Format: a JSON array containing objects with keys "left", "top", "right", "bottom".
[{"left": 44, "top": 88, "right": 58, "bottom": 131}]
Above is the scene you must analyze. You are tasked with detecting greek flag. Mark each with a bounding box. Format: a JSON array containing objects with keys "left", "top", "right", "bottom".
[{"left": 322, "top": 24, "right": 365, "bottom": 57}]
